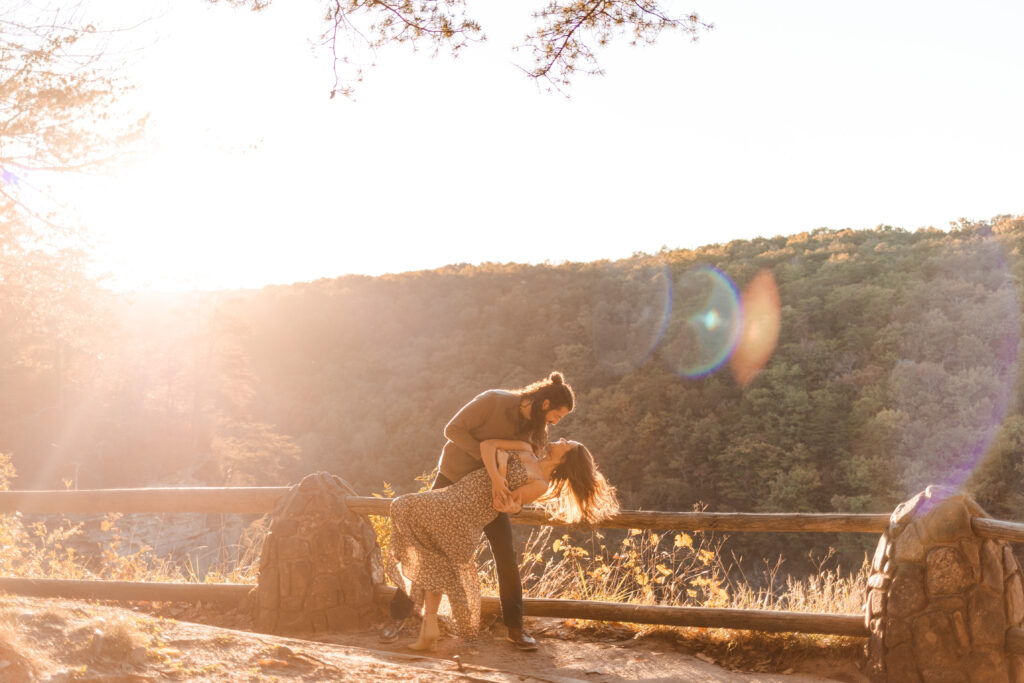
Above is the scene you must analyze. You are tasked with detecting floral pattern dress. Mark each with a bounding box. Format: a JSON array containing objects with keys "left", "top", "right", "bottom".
[{"left": 387, "top": 451, "right": 533, "bottom": 639}]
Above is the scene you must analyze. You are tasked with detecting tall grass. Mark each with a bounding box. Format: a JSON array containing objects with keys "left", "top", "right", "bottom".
[
  {"left": 371, "top": 472, "right": 868, "bottom": 656},
  {"left": 0, "top": 453, "right": 266, "bottom": 585},
  {"left": 479, "top": 523, "right": 867, "bottom": 617},
  {"left": 2, "top": 455, "right": 868, "bottom": 667}
]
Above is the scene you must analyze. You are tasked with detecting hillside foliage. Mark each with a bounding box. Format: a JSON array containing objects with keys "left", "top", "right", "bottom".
[{"left": 3, "top": 215, "right": 1023, "bottom": 570}]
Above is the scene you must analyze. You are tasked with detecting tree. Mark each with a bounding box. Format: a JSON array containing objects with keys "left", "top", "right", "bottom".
[
  {"left": 1, "top": 0, "right": 142, "bottom": 312},
  {"left": 212, "top": 0, "right": 712, "bottom": 96},
  {"left": 1, "top": 2, "right": 143, "bottom": 215},
  {"left": 1, "top": 1, "right": 143, "bottom": 483}
]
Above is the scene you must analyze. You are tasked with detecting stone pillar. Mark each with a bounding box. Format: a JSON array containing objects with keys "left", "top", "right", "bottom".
[
  {"left": 866, "top": 485, "right": 1024, "bottom": 682},
  {"left": 250, "top": 472, "right": 385, "bottom": 634}
]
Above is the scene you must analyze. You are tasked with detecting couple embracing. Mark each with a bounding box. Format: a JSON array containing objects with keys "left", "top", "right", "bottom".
[{"left": 381, "top": 372, "right": 619, "bottom": 651}]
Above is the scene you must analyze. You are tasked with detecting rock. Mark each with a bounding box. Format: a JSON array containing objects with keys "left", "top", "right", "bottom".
[
  {"left": 872, "top": 534, "right": 890, "bottom": 572},
  {"left": 894, "top": 523, "right": 927, "bottom": 563},
  {"left": 1005, "top": 547, "right": 1019, "bottom": 581},
  {"left": 965, "top": 651, "right": 1010, "bottom": 683},
  {"left": 884, "top": 641, "right": 921, "bottom": 682},
  {"left": 981, "top": 541, "right": 1005, "bottom": 594},
  {"left": 912, "top": 611, "right": 963, "bottom": 669},
  {"left": 251, "top": 472, "right": 385, "bottom": 635},
  {"left": 1006, "top": 574, "right": 1024, "bottom": 626},
  {"left": 869, "top": 488, "right": 1014, "bottom": 683},
  {"left": 926, "top": 546, "right": 974, "bottom": 597},
  {"left": 959, "top": 538, "right": 981, "bottom": 579},
  {"left": 868, "top": 589, "right": 886, "bottom": 617},
  {"left": 884, "top": 616, "right": 912, "bottom": 649},
  {"left": 968, "top": 587, "right": 1005, "bottom": 648},
  {"left": 919, "top": 668, "right": 968, "bottom": 682},
  {"left": 1008, "top": 654, "right": 1024, "bottom": 683},
  {"left": 920, "top": 498, "right": 973, "bottom": 544},
  {"left": 889, "top": 564, "right": 927, "bottom": 618}
]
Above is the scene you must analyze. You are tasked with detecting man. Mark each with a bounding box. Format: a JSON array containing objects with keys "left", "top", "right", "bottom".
[{"left": 380, "top": 371, "right": 576, "bottom": 650}]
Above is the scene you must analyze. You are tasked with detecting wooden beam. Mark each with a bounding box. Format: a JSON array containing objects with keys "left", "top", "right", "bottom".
[
  {"left": 0, "top": 488, "right": 287, "bottom": 514},
  {"left": 508, "top": 507, "right": 890, "bottom": 533},
  {"left": 371, "top": 585, "right": 867, "bottom": 637},
  {"left": 0, "top": 578, "right": 866, "bottom": 636},
  {"left": 0, "top": 577, "right": 252, "bottom": 605},
  {"left": 0, "top": 489, "right": 890, "bottom": 534},
  {"left": 972, "top": 518, "right": 1024, "bottom": 544}
]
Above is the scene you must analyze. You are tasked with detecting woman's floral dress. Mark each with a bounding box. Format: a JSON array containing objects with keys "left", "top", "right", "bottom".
[{"left": 388, "top": 451, "right": 532, "bottom": 639}]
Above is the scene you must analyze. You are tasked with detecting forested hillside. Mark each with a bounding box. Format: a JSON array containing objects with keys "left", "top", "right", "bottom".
[{"left": 4, "top": 216, "right": 1023, "bottom": 568}]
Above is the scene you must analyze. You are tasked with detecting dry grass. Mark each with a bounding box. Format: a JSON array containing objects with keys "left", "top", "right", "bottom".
[
  {"left": 370, "top": 473, "right": 869, "bottom": 673},
  {"left": 478, "top": 520, "right": 868, "bottom": 672},
  {"left": 0, "top": 455, "right": 868, "bottom": 675}
]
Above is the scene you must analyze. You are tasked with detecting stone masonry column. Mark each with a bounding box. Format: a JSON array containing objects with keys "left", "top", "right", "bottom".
[
  {"left": 866, "top": 485, "right": 1024, "bottom": 682},
  {"left": 250, "top": 472, "right": 385, "bottom": 634}
]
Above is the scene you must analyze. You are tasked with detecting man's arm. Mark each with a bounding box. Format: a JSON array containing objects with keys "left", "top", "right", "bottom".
[{"left": 443, "top": 391, "right": 499, "bottom": 461}]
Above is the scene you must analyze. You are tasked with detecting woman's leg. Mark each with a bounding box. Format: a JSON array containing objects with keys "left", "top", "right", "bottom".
[
  {"left": 423, "top": 590, "right": 442, "bottom": 616},
  {"left": 408, "top": 590, "right": 442, "bottom": 651},
  {"left": 380, "top": 473, "right": 455, "bottom": 641}
]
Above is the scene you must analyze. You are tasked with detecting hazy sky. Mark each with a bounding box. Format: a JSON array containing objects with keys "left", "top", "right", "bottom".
[{"left": 61, "top": 0, "right": 1024, "bottom": 291}]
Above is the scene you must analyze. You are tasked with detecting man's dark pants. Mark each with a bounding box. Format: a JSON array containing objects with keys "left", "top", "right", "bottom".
[{"left": 388, "top": 472, "right": 523, "bottom": 629}]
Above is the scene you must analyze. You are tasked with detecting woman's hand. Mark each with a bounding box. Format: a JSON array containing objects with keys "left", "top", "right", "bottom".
[
  {"left": 493, "top": 489, "right": 523, "bottom": 514},
  {"left": 491, "top": 476, "right": 514, "bottom": 511}
]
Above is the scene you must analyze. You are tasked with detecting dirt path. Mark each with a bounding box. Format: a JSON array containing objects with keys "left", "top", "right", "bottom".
[
  {"left": 0, "top": 596, "right": 869, "bottom": 682},
  {"left": 318, "top": 619, "right": 869, "bottom": 683}
]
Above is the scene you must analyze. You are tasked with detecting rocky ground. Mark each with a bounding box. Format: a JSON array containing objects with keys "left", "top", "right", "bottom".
[{"left": 0, "top": 595, "right": 869, "bottom": 682}]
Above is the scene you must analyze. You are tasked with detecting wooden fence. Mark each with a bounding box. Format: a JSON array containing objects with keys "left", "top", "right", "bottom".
[{"left": 2, "top": 487, "right": 1024, "bottom": 641}]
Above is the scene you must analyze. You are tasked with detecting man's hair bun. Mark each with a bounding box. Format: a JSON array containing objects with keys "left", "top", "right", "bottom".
[{"left": 549, "top": 372, "right": 564, "bottom": 385}]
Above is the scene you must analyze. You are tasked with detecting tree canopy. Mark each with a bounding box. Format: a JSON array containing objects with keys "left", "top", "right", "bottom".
[
  {"left": 1, "top": 1, "right": 143, "bottom": 474},
  {"left": 212, "top": 0, "right": 712, "bottom": 96},
  {"left": 3, "top": 214, "right": 1023, "bottom": 573}
]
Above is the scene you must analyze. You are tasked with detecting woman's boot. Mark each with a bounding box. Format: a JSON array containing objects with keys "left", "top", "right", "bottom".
[{"left": 407, "top": 614, "right": 439, "bottom": 651}]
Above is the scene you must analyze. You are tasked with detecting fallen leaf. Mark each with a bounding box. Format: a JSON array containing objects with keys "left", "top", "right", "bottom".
[{"left": 258, "top": 659, "right": 289, "bottom": 668}]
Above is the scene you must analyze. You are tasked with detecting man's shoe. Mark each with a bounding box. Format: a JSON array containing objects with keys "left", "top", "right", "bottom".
[
  {"left": 378, "top": 617, "right": 407, "bottom": 643},
  {"left": 506, "top": 627, "right": 538, "bottom": 651}
]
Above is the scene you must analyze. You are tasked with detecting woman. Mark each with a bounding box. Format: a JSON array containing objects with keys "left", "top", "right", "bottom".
[
  {"left": 387, "top": 437, "right": 619, "bottom": 650},
  {"left": 381, "top": 371, "right": 576, "bottom": 650}
]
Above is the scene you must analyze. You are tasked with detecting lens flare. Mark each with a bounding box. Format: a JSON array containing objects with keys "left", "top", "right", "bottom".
[
  {"left": 661, "top": 266, "right": 742, "bottom": 378},
  {"left": 886, "top": 241, "right": 1020, "bottom": 493},
  {"left": 1, "top": 166, "right": 20, "bottom": 186},
  {"left": 591, "top": 262, "right": 672, "bottom": 375},
  {"left": 730, "top": 269, "right": 781, "bottom": 386}
]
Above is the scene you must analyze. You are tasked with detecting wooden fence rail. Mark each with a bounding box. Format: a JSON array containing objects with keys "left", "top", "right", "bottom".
[
  {"left": 0, "top": 487, "right": 892, "bottom": 533},
  {"left": 4, "top": 487, "right": 1024, "bottom": 541},
  {"left": 0, "top": 577, "right": 869, "bottom": 637},
  {"left": 4, "top": 487, "right": 1024, "bottom": 640}
]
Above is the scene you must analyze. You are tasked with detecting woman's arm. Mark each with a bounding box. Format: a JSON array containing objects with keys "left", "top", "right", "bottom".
[
  {"left": 480, "top": 439, "right": 515, "bottom": 511},
  {"left": 480, "top": 439, "right": 512, "bottom": 484}
]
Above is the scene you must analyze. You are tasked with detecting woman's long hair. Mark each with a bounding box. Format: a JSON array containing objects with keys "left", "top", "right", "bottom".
[
  {"left": 513, "top": 371, "right": 575, "bottom": 450},
  {"left": 538, "top": 443, "right": 619, "bottom": 526}
]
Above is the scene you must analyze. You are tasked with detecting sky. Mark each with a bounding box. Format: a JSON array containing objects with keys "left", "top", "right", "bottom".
[{"left": 54, "top": 0, "right": 1024, "bottom": 291}]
